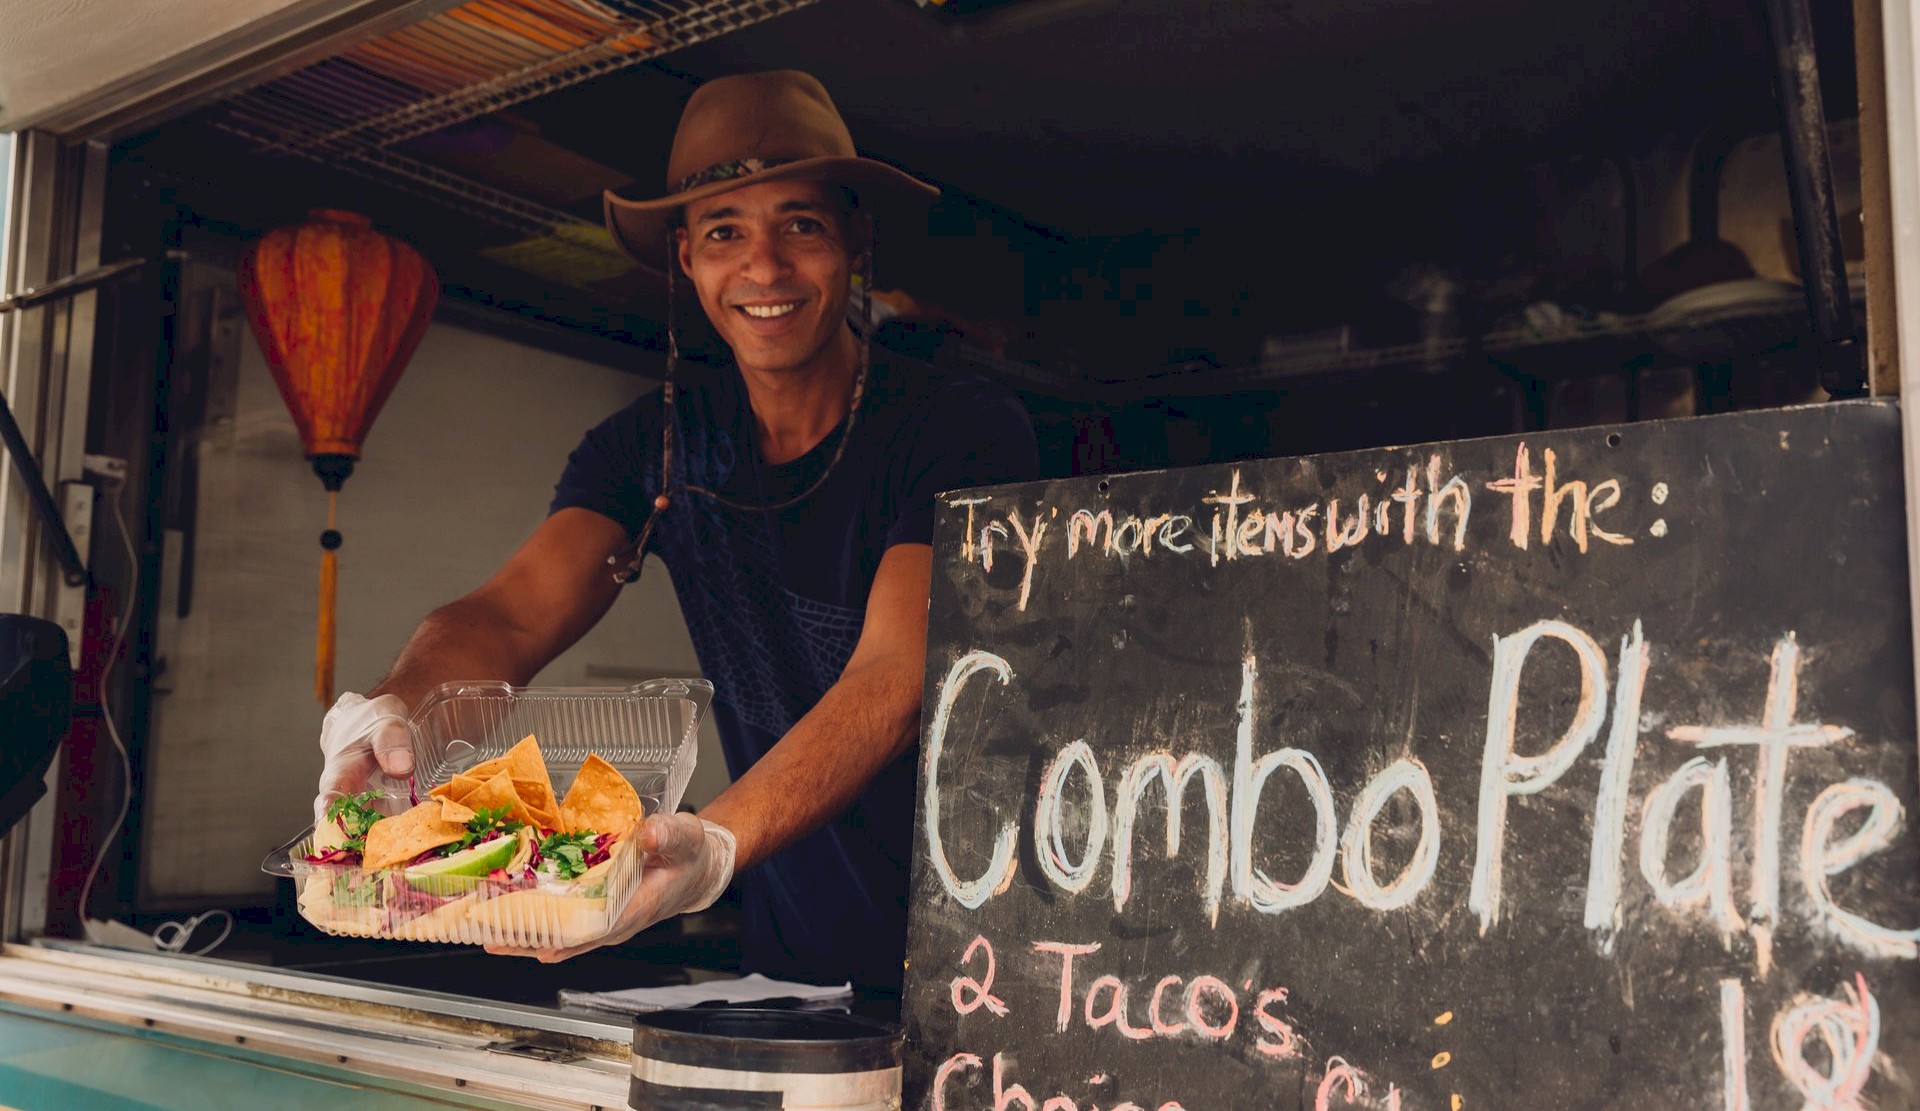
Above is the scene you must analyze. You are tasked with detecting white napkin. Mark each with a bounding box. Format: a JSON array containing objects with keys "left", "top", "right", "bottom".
[{"left": 558, "top": 973, "right": 853, "bottom": 1017}]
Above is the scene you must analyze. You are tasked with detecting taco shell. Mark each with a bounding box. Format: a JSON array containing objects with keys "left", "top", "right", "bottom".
[
  {"left": 388, "top": 891, "right": 486, "bottom": 942},
  {"left": 362, "top": 799, "right": 468, "bottom": 871},
  {"left": 459, "top": 888, "right": 610, "bottom": 948},
  {"left": 296, "top": 874, "right": 384, "bottom": 937},
  {"left": 311, "top": 811, "right": 348, "bottom": 853}
]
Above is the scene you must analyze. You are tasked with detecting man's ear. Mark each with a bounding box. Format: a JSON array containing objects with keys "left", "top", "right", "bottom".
[{"left": 673, "top": 226, "right": 694, "bottom": 278}]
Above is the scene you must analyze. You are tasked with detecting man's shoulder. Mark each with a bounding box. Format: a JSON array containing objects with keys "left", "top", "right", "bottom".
[
  {"left": 867, "top": 350, "right": 1030, "bottom": 428},
  {"left": 862, "top": 350, "right": 1040, "bottom": 494}
]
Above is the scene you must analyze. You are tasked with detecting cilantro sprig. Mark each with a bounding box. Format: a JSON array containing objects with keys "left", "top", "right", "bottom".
[
  {"left": 324, "top": 790, "right": 384, "bottom": 853},
  {"left": 445, "top": 805, "right": 524, "bottom": 855},
  {"left": 537, "top": 831, "right": 599, "bottom": 879}
]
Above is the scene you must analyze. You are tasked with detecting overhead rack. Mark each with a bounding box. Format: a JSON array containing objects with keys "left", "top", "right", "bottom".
[
  {"left": 221, "top": 0, "right": 819, "bottom": 154},
  {"left": 204, "top": 0, "right": 822, "bottom": 287}
]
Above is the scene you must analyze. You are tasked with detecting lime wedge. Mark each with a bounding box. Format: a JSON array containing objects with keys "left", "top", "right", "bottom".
[{"left": 400, "top": 834, "right": 519, "bottom": 894}]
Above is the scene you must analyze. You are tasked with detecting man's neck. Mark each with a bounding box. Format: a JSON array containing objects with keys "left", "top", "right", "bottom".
[{"left": 736, "top": 327, "right": 861, "bottom": 466}]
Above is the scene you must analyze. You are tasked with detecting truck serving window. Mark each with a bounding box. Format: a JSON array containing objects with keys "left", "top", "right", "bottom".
[{"left": 0, "top": 0, "right": 1887, "bottom": 1107}]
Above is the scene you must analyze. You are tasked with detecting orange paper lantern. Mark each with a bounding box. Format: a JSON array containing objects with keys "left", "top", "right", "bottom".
[{"left": 236, "top": 209, "right": 438, "bottom": 706}]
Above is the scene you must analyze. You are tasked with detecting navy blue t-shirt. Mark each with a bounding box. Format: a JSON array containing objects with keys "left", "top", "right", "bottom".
[{"left": 550, "top": 353, "right": 1037, "bottom": 990}]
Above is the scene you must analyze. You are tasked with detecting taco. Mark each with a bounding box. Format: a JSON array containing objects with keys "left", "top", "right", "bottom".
[{"left": 296, "top": 737, "right": 649, "bottom": 945}]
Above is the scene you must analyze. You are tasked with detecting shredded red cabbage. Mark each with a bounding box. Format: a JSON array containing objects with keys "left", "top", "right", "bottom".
[
  {"left": 303, "top": 847, "right": 361, "bottom": 866},
  {"left": 582, "top": 833, "right": 615, "bottom": 869},
  {"left": 382, "top": 868, "right": 535, "bottom": 930}
]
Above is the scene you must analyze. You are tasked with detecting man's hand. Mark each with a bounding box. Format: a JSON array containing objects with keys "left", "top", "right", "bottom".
[
  {"left": 313, "top": 693, "right": 415, "bottom": 824},
  {"left": 486, "top": 813, "right": 737, "bottom": 962}
]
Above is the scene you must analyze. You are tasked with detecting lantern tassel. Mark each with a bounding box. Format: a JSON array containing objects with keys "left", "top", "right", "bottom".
[{"left": 316, "top": 490, "right": 339, "bottom": 707}]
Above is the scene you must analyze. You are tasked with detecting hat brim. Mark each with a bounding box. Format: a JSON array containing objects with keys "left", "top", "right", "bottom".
[{"left": 604, "top": 156, "right": 939, "bottom": 273}]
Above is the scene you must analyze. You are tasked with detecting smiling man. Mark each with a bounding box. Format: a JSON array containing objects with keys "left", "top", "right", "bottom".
[{"left": 311, "top": 71, "right": 1037, "bottom": 994}]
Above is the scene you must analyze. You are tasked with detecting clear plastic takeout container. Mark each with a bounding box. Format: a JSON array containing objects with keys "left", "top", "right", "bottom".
[{"left": 263, "top": 678, "right": 711, "bottom": 948}]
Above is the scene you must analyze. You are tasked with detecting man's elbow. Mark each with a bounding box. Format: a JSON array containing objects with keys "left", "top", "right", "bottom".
[
  {"left": 430, "top": 592, "right": 547, "bottom": 666},
  {"left": 845, "top": 653, "right": 926, "bottom": 755}
]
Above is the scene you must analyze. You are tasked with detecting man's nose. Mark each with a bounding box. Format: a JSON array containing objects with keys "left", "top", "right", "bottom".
[{"left": 738, "top": 232, "right": 791, "bottom": 284}]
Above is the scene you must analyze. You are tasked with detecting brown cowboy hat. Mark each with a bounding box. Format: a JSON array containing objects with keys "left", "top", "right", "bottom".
[{"left": 603, "top": 71, "right": 938, "bottom": 269}]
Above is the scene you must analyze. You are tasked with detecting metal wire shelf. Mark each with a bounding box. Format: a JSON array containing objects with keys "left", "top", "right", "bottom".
[
  {"left": 220, "top": 0, "right": 821, "bottom": 157},
  {"left": 209, "top": 109, "right": 637, "bottom": 280},
  {"left": 196, "top": 0, "right": 819, "bottom": 291}
]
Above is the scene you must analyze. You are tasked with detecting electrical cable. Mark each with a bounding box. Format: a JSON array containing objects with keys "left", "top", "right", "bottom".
[
  {"left": 75, "top": 480, "right": 134, "bottom": 933},
  {"left": 77, "top": 473, "right": 230, "bottom": 957},
  {"left": 151, "top": 908, "right": 233, "bottom": 956}
]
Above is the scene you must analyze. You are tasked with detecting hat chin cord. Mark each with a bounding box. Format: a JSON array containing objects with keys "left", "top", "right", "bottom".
[{"left": 607, "top": 219, "right": 876, "bottom": 585}]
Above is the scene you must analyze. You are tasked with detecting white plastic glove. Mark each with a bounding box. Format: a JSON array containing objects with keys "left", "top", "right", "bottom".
[
  {"left": 488, "top": 812, "right": 737, "bottom": 962},
  {"left": 313, "top": 692, "right": 415, "bottom": 825}
]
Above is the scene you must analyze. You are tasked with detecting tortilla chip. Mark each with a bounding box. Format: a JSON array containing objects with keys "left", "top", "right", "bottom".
[
  {"left": 506, "top": 797, "right": 557, "bottom": 830},
  {"left": 436, "top": 736, "right": 553, "bottom": 804},
  {"left": 499, "top": 734, "right": 555, "bottom": 805},
  {"left": 460, "top": 756, "right": 505, "bottom": 780},
  {"left": 431, "top": 773, "right": 487, "bottom": 803},
  {"left": 436, "top": 795, "right": 477, "bottom": 825},
  {"left": 362, "top": 801, "right": 467, "bottom": 871},
  {"left": 511, "top": 777, "right": 561, "bottom": 829},
  {"left": 559, "top": 755, "right": 644, "bottom": 837},
  {"left": 454, "top": 768, "right": 521, "bottom": 816},
  {"left": 453, "top": 733, "right": 539, "bottom": 784},
  {"left": 441, "top": 766, "right": 548, "bottom": 829}
]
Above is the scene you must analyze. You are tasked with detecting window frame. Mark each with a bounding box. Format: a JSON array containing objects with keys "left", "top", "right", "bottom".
[{"left": 0, "top": 133, "right": 108, "bottom": 944}]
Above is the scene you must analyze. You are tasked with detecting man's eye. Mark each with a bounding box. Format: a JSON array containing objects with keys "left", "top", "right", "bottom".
[
  {"left": 787, "top": 217, "right": 825, "bottom": 235},
  {"left": 704, "top": 226, "right": 738, "bottom": 242}
]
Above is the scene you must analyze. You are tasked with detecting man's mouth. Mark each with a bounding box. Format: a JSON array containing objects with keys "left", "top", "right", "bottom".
[{"left": 736, "top": 301, "right": 803, "bottom": 320}]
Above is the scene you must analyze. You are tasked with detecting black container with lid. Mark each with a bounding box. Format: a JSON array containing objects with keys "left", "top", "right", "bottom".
[{"left": 629, "top": 1007, "right": 903, "bottom": 1111}]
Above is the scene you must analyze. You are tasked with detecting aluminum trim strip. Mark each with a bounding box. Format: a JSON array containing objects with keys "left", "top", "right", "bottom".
[{"left": 19, "top": 940, "right": 632, "bottom": 1042}]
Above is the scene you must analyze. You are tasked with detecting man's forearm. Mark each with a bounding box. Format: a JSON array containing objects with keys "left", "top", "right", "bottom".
[
  {"left": 368, "top": 595, "right": 549, "bottom": 710},
  {"left": 363, "top": 510, "right": 629, "bottom": 710},
  {"left": 699, "top": 655, "right": 922, "bottom": 872}
]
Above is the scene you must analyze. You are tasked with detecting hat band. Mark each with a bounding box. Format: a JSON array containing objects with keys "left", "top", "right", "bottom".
[{"left": 674, "top": 157, "right": 796, "bottom": 194}]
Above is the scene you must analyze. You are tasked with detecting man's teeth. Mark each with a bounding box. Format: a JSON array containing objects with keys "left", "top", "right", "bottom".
[{"left": 740, "top": 302, "right": 801, "bottom": 319}]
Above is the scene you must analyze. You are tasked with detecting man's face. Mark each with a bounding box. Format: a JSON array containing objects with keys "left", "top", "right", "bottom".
[{"left": 677, "top": 179, "right": 857, "bottom": 378}]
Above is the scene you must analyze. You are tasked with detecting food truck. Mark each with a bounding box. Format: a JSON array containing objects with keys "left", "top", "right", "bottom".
[{"left": 0, "top": 0, "right": 1916, "bottom": 1107}]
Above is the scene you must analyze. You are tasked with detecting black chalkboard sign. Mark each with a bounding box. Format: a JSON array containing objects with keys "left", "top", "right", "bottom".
[{"left": 903, "top": 400, "right": 1920, "bottom": 1110}]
